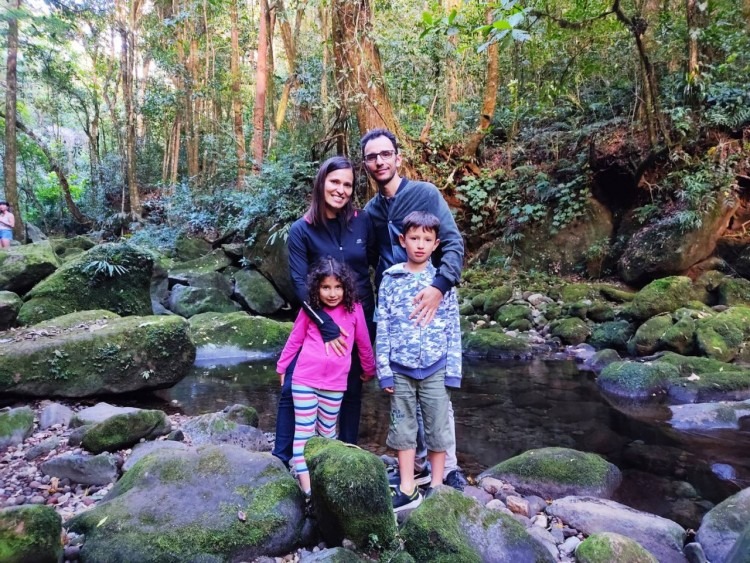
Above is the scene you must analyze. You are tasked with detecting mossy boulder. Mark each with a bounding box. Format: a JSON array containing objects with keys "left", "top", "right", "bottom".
[
  {"left": 717, "top": 277, "right": 750, "bottom": 307},
  {"left": 597, "top": 361, "right": 680, "bottom": 400},
  {"left": 304, "top": 437, "right": 397, "bottom": 550},
  {"left": 494, "top": 303, "right": 532, "bottom": 327},
  {"left": 660, "top": 316, "right": 696, "bottom": 355},
  {"left": 576, "top": 532, "right": 657, "bottom": 563},
  {"left": 482, "top": 286, "right": 513, "bottom": 316},
  {"left": 17, "top": 243, "right": 154, "bottom": 325},
  {"left": 0, "top": 505, "right": 63, "bottom": 563},
  {"left": 0, "top": 406, "right": 34, "bottom": 449},
  {"left": 169, "top": 248, "right": 233, "bottom": 278},
  {"left": 726, "top": 523, "right": 750, "bottom": 563},
  {"left": 558, "top": 283, "right": 601, "bottom": 303},
  {"left": 67, "top": 444, "right": 305, "bottom": 562},
  {"left": 696, "top": 487, "right": 750, "bottom": 563},
  {"left": 174, "top": 235, "right": 212, "bottom": 261},
  {"left": 182, "top": 404, "right": 268, "bottom": 452},
  {"left": 168, "top": 284, "right": 240, "bottom": 318},
  {"left": 694, "top": 306, "right": 750, "bottom": 362},
  {"left": 81, "top": 409, "right": 172, "bottom": 454},
  {"left": 242, "top": 221, "right": 296, "bottom": 303},
  {"left": 588, "top": 321, "right": 634, "bottom": 351},
  {"left": 587, "top": 301, "right": 615, "bottom": 323},
  {"left": 550, "top": 317, "right": 591, "bottom": 345},
  {"left": 462, "top": 330, "right": 532, "bottom": 359},
  {"left": 233, "top": 269, "right": 286, "bottom": 315},
  {"left": 628, "top": 314, "right": 674, "bottom": 356},
  {"left": 623, "top": 277, "right": 701, "bottom": 322},
  {"left": 0, "top": 240, "right": 60, "bottom": 295},
  {"left": 400, "top": 486, "right": 555, "bottom": 562},
  {"left": 0, "top": 291, "right": 22, "bottom": 330},
  {"left": 189, "top": 311, "right": 292, "bottom": 356},
  {"left": 50, "top": 235, "right": 96, "bottom": 258},
  {"left": 599, "top": 285, "right": 636, "bottom": 303},
  {"left": 479, "top": 447, "right": 622, "bottom": 500},
  {"left": 667, "top": 400, "right": 750, "bottom": 431},
  {"left": 0, "top": 313, "right": 195, "bottom": 397}
]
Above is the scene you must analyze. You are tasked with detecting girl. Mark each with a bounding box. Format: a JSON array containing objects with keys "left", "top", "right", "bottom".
[{"left": 276, "top": 258, "right": 376, "bottom": 495}]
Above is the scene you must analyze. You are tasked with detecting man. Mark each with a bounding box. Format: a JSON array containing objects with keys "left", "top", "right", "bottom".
[
  {"left": 361, "top": 128, "right": 468, "bottom": 491},
  {"left": 0, "top": 201, "right": 15, "bottom": 249}
]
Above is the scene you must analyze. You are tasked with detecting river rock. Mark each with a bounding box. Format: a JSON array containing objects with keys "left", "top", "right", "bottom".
[
  {"left": 480, "top": 447, "right": 622, "bottom": 500},
  {"left": 629, "top": 314, "right": 673, "bottom": 356},
  {"left": 669, "top": 400, "right": 750, "bottom": 431},
  {"left": 168, "top": 248, "right": 232, "bottom": 281},
  {"left": 0, "top": 240, "right": 60, "bottom": 296},
  {"left": 39, "top": 402, "right": 74, "bottom": 429},
  {"left": 174, "top": 234, "right": 212, "bottom": 261},
  {"left": 597, "top": 360, "right": 680, "bottom": 400},
  {"left": 400, "top": 486, "right": 555, "bottom": 562},
  {"left": 726, "top": 523, "right": 750, "bottom": 563},
  {"left": 304, "top": 437, "right": 397, "bottom": 549},
  {"left": 588, "top": 320, "right": 635, "bottom": 351},
  {"left": 299, "top": 547, "right": 370, "bottom": 562},
  {"left": 0, "top": 406, "right": 34, "bottom": 449},
  {"left": 17, "top": 242, "right": 154, "bottom": 325},
  {"left": 0, "top": 313, "right": 195, "bottom": 397},
  {"left": 71, "top": 402, "right": 140, "bottom": 427},
  {"left": 462, "top": 329, "right": 532, "bottom": 359},
  {"left": 50, "top": 235, "right": 96, "bottom": 259},
  {"left": 122, "top": 440, "right": 190, "bottom": 472},
  {"left": 0, "top": 290, "right": 22, "bottom": 330},
  {"left": 168, "top": 283, "right": 240, "bottom": 318},
  {"left": 717, "top": 277, "right": 750, "bottom": 307},
  {"left": 182, "top": 404, "right": 269, "bottom": 451},
  {"left": 233, "top": 268, "right": 286, "bottom": 315},
  {"left": 623, "top": 277, "right": 703, "bottom": 321},
  {"left": 584, "top": 349, "right": 621, "bottom": 372},
  {"left": 189, "top": 311, "right": 292, "bottom": 359},
  {"left": 242, "top": 222, "right": 296, "bottom": 304},
  {"left": 66, "top": 444, "right": 304, "bottom": 562},
  {"left": 575, "top": 532, "right": 658, "bottom": 563},
  {"left": 81, "top": 409, "right": 171, "bottom": 453},
  {"left": 549, "top": 317, "right": 591, "bottom": 345},
  {"left": 654, "top": 352, "right": 750, "bottom": 403},
  {"left": 696, "top": 487, "right": 750, "bottom": 563},
  {"left": 24, "top": 436, "right": 61, "bottom": 461},
  {"left": 547, "top": 496, "right": 687, "bottom": 563},
  {"left": 0, "top": 505, "right": 63, "bottom": 563},
  {"left": 40, "top": 452, "right": 118, "bottom": 485},
  {"left": 694, "top": 306, "right": 750, "bottom": 362}
]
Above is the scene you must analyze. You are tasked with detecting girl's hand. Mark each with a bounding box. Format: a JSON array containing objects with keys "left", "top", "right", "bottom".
[
  {"left": 277, "top": 372, "right": 285, "bottom": 386},
  {"left": 360, "top": 373, "right": 374, "bottom": 382},
  {"left": 384, "top": 387, "right": 394, "bottom": 394},
  {"left": 324, "top": 328, "right": 350, "bottom": 357}
]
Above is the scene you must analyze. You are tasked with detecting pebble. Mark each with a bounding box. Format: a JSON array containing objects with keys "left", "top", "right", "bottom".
[{"left": 560, "top": 536, "right": 581, "bottom": 555}]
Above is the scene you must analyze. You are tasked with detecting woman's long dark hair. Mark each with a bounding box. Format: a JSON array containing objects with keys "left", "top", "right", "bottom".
[
  {"left": 304, "top": 156, "right": 355, "bottom": 228},
  {"left": 307, "top": 257, "right": 357, "bottom": 313}
]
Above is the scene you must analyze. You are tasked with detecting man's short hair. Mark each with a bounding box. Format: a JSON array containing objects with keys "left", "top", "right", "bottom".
[
  {"left": 402, "top": 211, "right": 440, "bottom": 238},
  {"left": 360, "top": 128, "right": 399, "bottom": 154}
]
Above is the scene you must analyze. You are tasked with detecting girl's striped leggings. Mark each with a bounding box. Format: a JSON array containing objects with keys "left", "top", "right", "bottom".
[{"left": 292, "top": 383, "right": 344, "bottom": 476}]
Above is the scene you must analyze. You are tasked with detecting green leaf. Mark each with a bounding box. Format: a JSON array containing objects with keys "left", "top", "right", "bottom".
[{"left": 422, "top": 11, "right": 434, "bottom": 25}]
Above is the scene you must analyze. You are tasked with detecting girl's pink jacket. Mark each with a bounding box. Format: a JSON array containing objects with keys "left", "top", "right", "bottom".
[{"left": 276, "top": 302, "right": 376, "bottom": 391}]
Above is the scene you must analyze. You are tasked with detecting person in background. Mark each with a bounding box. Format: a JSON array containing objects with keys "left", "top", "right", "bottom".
[{"left": 0, "top": 201, "right": 15, "bottom": 249}]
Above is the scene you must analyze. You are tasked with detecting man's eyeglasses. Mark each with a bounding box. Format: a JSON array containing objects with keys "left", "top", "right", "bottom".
[{"left": 364, "top": 150, "right": 396, "bottom": 163}]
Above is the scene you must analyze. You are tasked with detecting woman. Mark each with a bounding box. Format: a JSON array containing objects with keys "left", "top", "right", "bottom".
[{"left": 272, "top": 156, "right": 377, "bottom": 467}]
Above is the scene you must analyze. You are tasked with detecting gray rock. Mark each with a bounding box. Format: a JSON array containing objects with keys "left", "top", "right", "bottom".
[
  {"left": 25, "top": 436, "right": 61, "bottom": 461},
  {"left": 726, "top": 524, "right": 750, "bottom": 563},
  {"left": 526, "top": 526, "right": 560, "bottom": 560},
  {"left": 684, "top": 542, "right": 708, "bottom": 563},
  {"left": 561, "top": 536, "right": 581, "bottom": 555},
  {"left": 66, "top": 445, "right": 304, "bottom": 562},
  {"left": 25, "top": 222, "right": 47, "bottom": 243},
  {"left": 669, "top": 400, "right": 750, "bottom": 431},
  {"left": 547, "top": 496, "right": 687, "bottom": 563},
  {"left": 81, "top": 410, "right": 172, "bottom": 453},
  {"left": 0, "top": 290, "right": 22, "bottom": 329},
  {"left": 0, "top": 505, "right": 62, "bottom": 563},
  {"left": 697, "top": 487, "right": 750, "bottom": 563},
  {"left": 233, "top": 268, "right": 286, "bottom": 315},
  {"left": 168, "top": 284, "right": 240, "bottom": 318},
  {"left": 123, "top": 440, "right": 190, "bottom": 472},
  {"left": 67, "top": 424, "right": 92, "bottom": 447},
  {"left": 40, "top": 452, "right": 118, "bottom": 485},
  {"left": 0, "top": 406, "right": 34, "bottom": 449},
  {"left": 575, "top": 532, "right": 658, "bottom": 563},
  {"left": 584, "top": 349, "right": 622, "bottom": 372},
  {"left": 527, "top": 495, "right": 548, "bottom": 516},
  {"left": 71, "top": 403, "right": 141, "bottom": 427},
  {"left": 39, "top": 402, "right": 74, "bottom": 429},
  {"left": 462, "top": 485, "right": 493, "bottom": 505},
  {"left": 299, "top": 547, "right": 370, "bottom": 562},
  {"left": 0, "top": 240, "right": 60, "bottom": 295},
  {"left": 182, "top": 404, "right": 268, "bottom": 451}
]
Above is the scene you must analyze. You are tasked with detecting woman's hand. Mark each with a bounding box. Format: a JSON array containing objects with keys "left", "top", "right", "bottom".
[
  {"left": 277, "top": 372, "right": 285, "bottom": 386},
  {"left": 360, "top": 373, "right": 375, "bottom": 382},
  {"left": 410, "top": 286, "right": 443, "bottom": 326},
  {"left": 324, "top": 328, "right": 350, "bottom": 357}
]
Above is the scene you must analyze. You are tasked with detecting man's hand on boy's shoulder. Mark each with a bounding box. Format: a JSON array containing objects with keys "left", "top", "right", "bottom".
[{"left": 409, "top": 286, "right": 443, "bottom": 326}]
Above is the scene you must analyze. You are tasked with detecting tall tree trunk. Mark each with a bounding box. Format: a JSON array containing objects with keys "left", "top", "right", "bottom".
[
  {"left": 274, "top": 0, "right": 305, "bottom": 132},
  {"left": 443, "top": 0, "right": 461, "bottom": 129},
  {"left": 186, "top": 36, "right": 200, "bottom": 182},
  {"left": 463, "top": 8, "right": 499, "bottom": 159},
  {"left": 331, "top": 0, "right": 414, "bottom": 174},
  {"left": 230, "top": 0, "right": 246, "bottom": 188},
  {"left": 318, "top": 4, "right": 330, "bottom": 122},
  {"left": 3, "top": 0, "right": 23, "bottom": 240},
  {"left": 251, "top": 0, "right": 269, "bottom": 170}
]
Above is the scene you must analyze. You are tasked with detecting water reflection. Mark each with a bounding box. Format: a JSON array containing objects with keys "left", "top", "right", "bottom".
[{"left": 150, "top": 357, "right": 750, "bottom": 528}]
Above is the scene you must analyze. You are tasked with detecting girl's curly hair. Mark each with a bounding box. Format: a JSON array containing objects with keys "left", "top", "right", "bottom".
[{"left": 307, "top": 257, "right": 357, "bottom": 313}]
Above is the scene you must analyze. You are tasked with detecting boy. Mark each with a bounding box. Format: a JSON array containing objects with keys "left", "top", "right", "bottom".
[{"left": 376, "top": 211, "right": 462, "bottom": 512}]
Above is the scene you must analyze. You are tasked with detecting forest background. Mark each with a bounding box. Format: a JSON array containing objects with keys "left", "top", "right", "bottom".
[{"left": 1, "top": 0, "right": 749, "bottom": 278}]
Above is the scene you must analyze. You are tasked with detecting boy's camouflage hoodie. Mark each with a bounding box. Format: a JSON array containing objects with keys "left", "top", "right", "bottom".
[{"left": 375, "top": 262, "right": 462, "bottom": 390}]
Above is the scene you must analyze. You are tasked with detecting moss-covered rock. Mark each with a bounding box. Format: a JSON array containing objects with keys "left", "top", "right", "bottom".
[
  {"left": 587, "top": 301, "right": 615, "bottom": 323},
  {"left": 400, "top": 486, "right": 555, "bottom": 562},
  {"left": 696, "top": 487, "right": 750, "bottom": 563},
  {"left": 597, "top": 361, "right": 680, "bottom": 400},
  {"left": 0, "top": 313, "right": 195, "bottom": 397},
  {"left": 550, "top": 317, "right": 591, "bottom": 345},
  {"left": 0, "top": 291, "right": 22, "bottom": 330},
  {"left": 0, "top": 505, "right": 63, "bottom": 563},
  {"left": 482, "top": 286, "right": 513, "bottom": 316},
  {"left": 168, "top": 284, "right": 240, "bottom": 318},
  {"left": 588, "top": 321, "right": 634, "bottom": 351},
  {"left": 81, "top": 409, "right": 172, "bottom": 454},
  {"left": 659, "top": 316, "right": 696, "bottom": 355},
  {"left": 564, "top": 300, "right": 590, "bottom": 320},
  {"left": 0, "top": 406, "right": 34, "bottom": 449},
  {"left": 598, "top": 285, "right": 636, "bottom": 303},
  {"left": 479, "top": 447, "right": 622, "bottom": 500},
  {"left": 623, "top": 277, "right": 700, "bottom": 322},
  {"left": 717, "top": 277, "right": 750, "bottom": 307},
  {"left": 694, "top": 306, "right": 750, "bottom": 362},
  {"left": 182, "top": 405, "right": 268, "bottom": 452},
  {"left": 494, "top": 303, "right": 532, "bottom": 327},
  {"left": 189, "top": 311, "right": 292, "bottom": 355},
  {"left": 233, "top": 269, "right": 286, "bottom": 315},
  {"left": 174, "top": 235, "right": 212, "bottom": 261},
  {"left": 305, "top": 437, "right": 397, "bottom": 550},
  {"left": 628, "top": 314, "right": 674, "bottom": 356},
  {"left": 459, "top": 301, "right": 475, "bottom": 316},
  {"left": 67, "top": 444, "right": 304, "bottom": 562},
  {"left": 462, "top": 330, "right": 532, "bottom": 359},
  {"left": 169, "top": 248, "right": 232, "bottom": 278},
  {"left": 17, "top": 243, "right": 154, "bottom": 325},
  {"left": 50, "top": 235, "right": 96, "bottom": 257},
  {"left": 0, "top": 240, "right": 60, "bottom": 295},
  {"left": 575, "top": 532, "right": 658, "bottom": 563},
  {"left": 556, "top": 283, "right": 601, "bottom": 303}
]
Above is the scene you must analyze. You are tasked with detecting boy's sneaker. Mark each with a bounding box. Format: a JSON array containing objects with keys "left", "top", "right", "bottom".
[
  {"left": 387, "top": 467, "right": 431, "bottom": 488},
  {"left": 444, "top": 469, "right": 468, "bottom": 491},
  {"left": 391, "top": 485, "right": 422, "bottom": 513}
]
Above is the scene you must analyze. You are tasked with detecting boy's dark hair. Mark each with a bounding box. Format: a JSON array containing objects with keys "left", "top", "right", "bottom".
[
  {"left": 307, "top": 257, "right": 357, "bottom": 313},
  {"left": 305, "top": 156, "right": 354, "bottom": 228},
  {"left": 401, "top": 211, "right": 440, "bottom": 238},
  {"left": 360, "top": 128, "right": 399, "bottom": 154}
]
